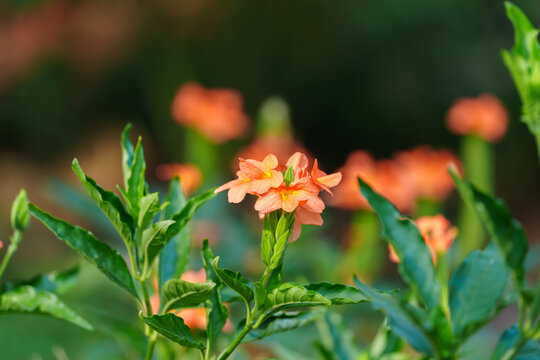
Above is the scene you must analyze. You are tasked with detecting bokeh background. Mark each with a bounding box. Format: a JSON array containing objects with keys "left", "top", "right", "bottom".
[{"left": 1, "top": 0, "right": 540, "bottom": 359}]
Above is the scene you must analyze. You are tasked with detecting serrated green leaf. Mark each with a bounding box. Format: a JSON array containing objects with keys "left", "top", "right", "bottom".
[
  {"left": 244, "top": 309, "right": 324, "bottom": 342},
  {"left": 138, "top": 192, "right": 161, "bottom": 230},
  {"left": 142, "top": 220, "right": 176, "bottom": 277},
  {"left": 354, "top": 276, "right": 434, "bottom": 357},
  {"left": 358, "top": 177, "right": 440, "bottom": 310},
  {"left": 4, "top": 265, "right": 79, "bottom": 295},
  {"left": 159, "top": 177, "right": 190, "bottom": 291},
  {"left": 29, "top": 203, "right": 137, "bottom": 298},
  {"left": 10, "top": 189, "right": 30, "bottom": 232},
  {"left": 304, "top": 282, "right": 367, "bottom": 305},
  {"left": 142, "top": 313, "right": 204, "bottom": 350},
  {"left": 160, "top": 279, "right": 215, "bottom": 313},
  {"left": 256, "top": 283, "right": 331, "bottom": 326},
  {"left": 491, "top": 325, "right": 540, "bottom": 360},
  {"left": 0, "top": 285, "right": 92, "bottom": 330},
  {"left": 451, "top": 171, "right": 528, "bottom": 287},
  {"left": 71, "top": 159, "right": 134, "bottom": 246},
  {"left": 201, "top": 240, "right": 229, "bottom": 340},
  {"left": 212, "top": 257, "right": 254, "bottom": 304},
  {"left": 449, "top": 243, "right": 509, "bottom": 338}
]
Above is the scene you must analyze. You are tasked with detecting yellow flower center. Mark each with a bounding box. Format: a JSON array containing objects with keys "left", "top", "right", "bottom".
[
  {"left": 264, "top": 170, "right": 272, "bottom": 178},
  {"left": 280, "top": 189, "right": 297, "bottom": 201}
]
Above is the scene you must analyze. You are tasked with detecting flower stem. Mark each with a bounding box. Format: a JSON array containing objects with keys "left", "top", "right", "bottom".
[
  {"left": 0, "top": 231, "right": 21, "bottom": 282},
  {"left": 144, "top": 335, "right": 157, "bottom": 360}
]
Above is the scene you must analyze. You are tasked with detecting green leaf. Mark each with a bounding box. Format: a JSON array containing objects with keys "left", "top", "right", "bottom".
[
  {"left": 121, "top": 123, "right": 135, "bottom": 190},
  {"left": 283, "top": 166, "right": 295, "bottom": 187},
  {"left": 212, "top": 257, "right": 254, "bottom": 304},
  {"left": 159, "top": 177, "right": 190, "bottom": 290},
  {"left": 10, "top": 189, "right": 30, "bottom": 232},
  {"left": 142, "top": 313, "right": 204, "bottom": 350},
  {"left": 160, "top": 279, "right": 215, "bottom": 313},
  {"left": 256, "top": 283, "right": 331, "bottom": 326},
  {"left": 142, "top": 220, "right": 176, "bottom": 277},
  {"left": 358, "top": 177, "right": 440, "bottom": 309},
  {"left": 71, "top": 159, "right": 134, "bottom": 245},
  {"left": 244, "top": 309, "right": 325, "bottom": 342},
  {"left": 138, "top": 192, "right": 161, "bottom": 230},
  {"left": 4, "top": 265, "right": 79, "bottom": 295},
  {"left": 201, "top": 240, "right": 229, "bottom": 339},
  {"left": 147, "top": 188, "right": 215, "bottom": 269},
  {"left": 491, "top": 325, "right": 540, "bottom": 360},
  {"left": 0, "top": 285, "right": 92, "bottom": 330},
  {"left": 124, "top": 137, "right": 147, "bottom": 216},
  {"left": 354, "top": 276, "right": 434, "bottom": 357},
  {"left": 502, "top": 2, "right": 540, "bottom": 159},
  {"left": 449, "top": 243, "right": 509, "bottom": 338},
  {"left": 304, "top": 282, "right": 368, "bottom": 305},
  {"left": 451, "top": 171, "right": 528, "bottom": 286},
  {"left": 29, "top": 203, "right": 137, "bottom": 298}
]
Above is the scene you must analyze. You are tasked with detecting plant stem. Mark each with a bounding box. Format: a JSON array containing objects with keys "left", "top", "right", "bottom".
[
  {"left": 217, "top": 323, "right": 252, "bottom": 360},
  {"left": 144, "top": 335, "right": 157, "bottom": 360},
  {"left": 0, "top": 231, "right": 21, "bottom": 282}
]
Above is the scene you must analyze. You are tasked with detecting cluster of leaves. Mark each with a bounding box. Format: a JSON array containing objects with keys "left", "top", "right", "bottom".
[
  {"left": 347, "top": 172, "right": 540, "bottom": 360},
  {"left": 502, "top": 1, "right": 540, "bottom": 161}
]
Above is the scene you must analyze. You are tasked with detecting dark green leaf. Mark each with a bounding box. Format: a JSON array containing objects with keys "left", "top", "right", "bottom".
[
  {"left": 245, "top": 309, "right": 324, "bottom": 342},
  {"left": 138, "top": 192, "right": 161, "bottom": 230},
  {"left": 491, "top": 325, "right": 540, "bottom": 360},
  {"left": 354, "top": 276, "right": 434, "bottom": 357},
  {"left": 212, "top": 257, "right": 254, "bottom": 304},
  {"left": 29, "top": 203, "right": 137, "bottom": 298},
  {"left": 305, "top": 282, "right": 368, "bottom": 305},
  {"left": 4, "top": 265, "right": 79, "bottom": 294},
  {"left": 449, "top": 243, "right": 509, "bottom": 338},
  {"left": 0, "top": 285, "right": 92, "bottom": 330},
  {"left": 10, "top": 189, "right": 30, "bottom": 231},
  {"left": 72, "top": 159, "right": 134, "bottom": 245},
  {"left": 160, "top": 279, "right": 215, "bottom": 313},
  {"left": 159, "top": 177, "right": 189, "bottom": 290},
  {"left": 142, "top": 313, "right": 204, "bottom": 350},
  {"left": 125, "top": 137, "right": 147, "bottom": 215},
  {"left": 147, "top": 189, "right": 215, "bottom": 270},
  {"left": 451, "top": 171, "right": 528, "bottom": 286},
  {"left": 358, "top": 177, "right": 440, "bottom": 309}
]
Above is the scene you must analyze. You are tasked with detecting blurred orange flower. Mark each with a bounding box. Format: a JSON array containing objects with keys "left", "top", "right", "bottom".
[
  {"left": 156, "top": 163, "right": 202, "bottom": 196},
  {"left": 394, "top": 146, "right": 461, "bottom": 202},
  {"left": 235, "top": 134, "right": 310, "bottom": 169},
  {"left": 446, "top": 94, "right": 509, "bottom": 142},
  {"left": 217, "top": 152, "right": 341, "bottom": 241},
  {"left": 389, "top": 214, "right": 457, "bottom": 265},
  {"left": 329, "top": 151, "right": 415, "bottom": 213},
  {"left": 150, "top": 269, "right": 232, "bottom": 332},
  {"left": 171, "top": 82, "right": 250, "bottom": 144}
]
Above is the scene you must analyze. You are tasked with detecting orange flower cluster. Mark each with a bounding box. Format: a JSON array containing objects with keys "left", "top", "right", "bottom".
[
  {"left": 171, "top": 82, "right": 250, "bottom": 144},
  {"left": 329, "top": 146, "right": 461, "bottom": 212},
  {"left": 156, "top": 163, "right": 203, "bottom": 196},
  {"left": 216, "top": 152, "right": 342, "bottom": 241},
  {"left": 389, "top": 215, "right": 457, "bottom": 265},
  {"left": 150, "top": 269, "right": 232, "bottom": 332},
  {"left": 446, "top": 94, "right": 508, "bottom": 143}
]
